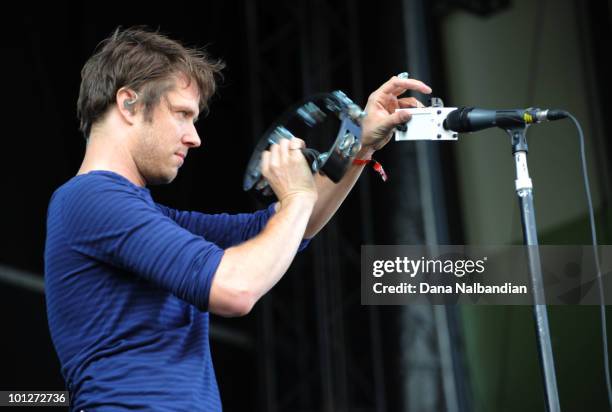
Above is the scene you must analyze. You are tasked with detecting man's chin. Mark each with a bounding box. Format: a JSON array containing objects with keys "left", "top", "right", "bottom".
[{"left": 145, "top": 170, "right": 178, "bottom": 186}]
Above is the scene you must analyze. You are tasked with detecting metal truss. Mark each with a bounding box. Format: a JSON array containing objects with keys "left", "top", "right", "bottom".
[{"left": 244, "top": 1, "right": 387, "bottom": 411}]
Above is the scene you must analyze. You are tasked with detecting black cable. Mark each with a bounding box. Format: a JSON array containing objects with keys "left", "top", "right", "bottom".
[{"left": 569, "top": 113, "right": 612, "bottom": 410}]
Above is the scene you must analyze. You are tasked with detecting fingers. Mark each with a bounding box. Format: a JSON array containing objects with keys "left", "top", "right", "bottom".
[
  {"left": 289, "top": 137, "right": 306, "bottom": 150},
  {"left": 281, "top": 138, "right": 308, "bottom": 165},
  {"left": 380, "top": 110, "right": 412, "bottom": 132},
  {"left": 265, "top": 137, "right": 305, "bottom": 172},
  {"left": 398, "top": 97, "right": 425, "bottom": 108},
  {"left": 260, "top": 150, "right": 270, "bottom": 177},
  {"left": 375, "top": 76, "right": 432, "bottom": 97},
  {"left": 365, "top": 77, "right": 431, "bottom": 116},
  {"left": 260, "top": 137, "right": 316, "bottom": 201},
  {"left": 269, "top": 141, "right": 281, "bottom": 170},
  {"left": 279, "top": 138, "right": 290, "bottom": 163}
]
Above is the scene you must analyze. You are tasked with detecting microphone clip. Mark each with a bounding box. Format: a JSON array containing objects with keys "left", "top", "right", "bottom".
[{"left": 394, "top": 97, "right": 459, "bottom": 142}]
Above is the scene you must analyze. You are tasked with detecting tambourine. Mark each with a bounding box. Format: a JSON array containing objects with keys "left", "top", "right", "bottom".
[{"left": 243, "top": 91, "right": 366, "bottom": 196}]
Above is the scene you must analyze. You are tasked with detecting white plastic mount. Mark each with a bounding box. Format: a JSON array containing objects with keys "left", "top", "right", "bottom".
[{"left": 394, "top": 107, "right": 459, "bottom": 141}]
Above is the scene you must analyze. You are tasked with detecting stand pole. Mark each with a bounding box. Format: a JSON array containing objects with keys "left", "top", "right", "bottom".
[{"left": 509, "top": 127, "right": 561, "bottom": 412}]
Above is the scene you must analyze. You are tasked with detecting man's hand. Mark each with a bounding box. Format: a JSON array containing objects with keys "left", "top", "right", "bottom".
[
  {"left": 212, "top": 136, "right": 316, "bottom": 317},
  {"left": 360, "top": 76, "right": 432, "bottom": 153},
  {"left": 261, "top": 137, "right": 317, "bottom": 207}
]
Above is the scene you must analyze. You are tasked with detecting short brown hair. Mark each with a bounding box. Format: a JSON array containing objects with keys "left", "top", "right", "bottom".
[{"left": 77, "top": 26, "right": 224, "bottom": 137}]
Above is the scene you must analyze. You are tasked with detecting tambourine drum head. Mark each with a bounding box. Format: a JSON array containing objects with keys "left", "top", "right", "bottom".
[{"left": 243, "top": 93, "right": 344, "bottom": 192}]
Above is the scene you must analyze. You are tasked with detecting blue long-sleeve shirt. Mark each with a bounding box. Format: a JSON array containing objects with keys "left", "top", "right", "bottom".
[{"left": 44, "top": 170, "right": 306, "bottom": 411}]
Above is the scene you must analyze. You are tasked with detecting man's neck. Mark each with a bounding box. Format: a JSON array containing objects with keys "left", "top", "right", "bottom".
[{"left": 78, "top": 128, "right": 146, "bottom": 187}]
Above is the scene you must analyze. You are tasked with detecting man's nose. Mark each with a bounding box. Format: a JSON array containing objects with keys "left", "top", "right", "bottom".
[{"left": 184, "top": 124, "right": 201, "bottom": 148}]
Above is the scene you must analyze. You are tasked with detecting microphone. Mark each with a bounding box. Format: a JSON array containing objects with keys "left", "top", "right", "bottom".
[{"left": 443, "top": 107, "right": 569, "bottom": 133}]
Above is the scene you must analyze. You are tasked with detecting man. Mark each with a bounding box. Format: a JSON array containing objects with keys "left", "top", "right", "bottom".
[{"left": 44, "top": 27, "right": 431, "bottom": 411}]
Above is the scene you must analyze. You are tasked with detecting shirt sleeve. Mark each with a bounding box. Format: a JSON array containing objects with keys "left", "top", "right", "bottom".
[
  {"left": 157, "top": 202, "right": 311, "bottom": 251},
  {"left": 60, "top": 178, "right": 223, "bottom": 311}
]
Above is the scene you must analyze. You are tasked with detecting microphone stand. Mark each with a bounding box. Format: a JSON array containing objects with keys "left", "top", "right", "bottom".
[{"left": 508, "top": 126, "right": 561, "bottom": 412}]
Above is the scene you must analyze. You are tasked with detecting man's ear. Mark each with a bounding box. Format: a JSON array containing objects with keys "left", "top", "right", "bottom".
[{"left": 116, "top": 87, "right": 139, "bottom": 124}]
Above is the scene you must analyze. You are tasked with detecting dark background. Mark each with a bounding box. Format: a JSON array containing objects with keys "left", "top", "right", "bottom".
[{"left": 1, "top": 1, "right": 611, "bottom": 411}]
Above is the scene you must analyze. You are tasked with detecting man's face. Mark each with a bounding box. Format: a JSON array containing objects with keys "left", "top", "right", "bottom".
[{"left": 132, "top": 77, "right": 201, "bottom": 185}]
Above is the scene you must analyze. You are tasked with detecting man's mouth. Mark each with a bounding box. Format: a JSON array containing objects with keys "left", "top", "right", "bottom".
[{"left": 175, "top": 152, "right": 186, "bottom": 166}]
